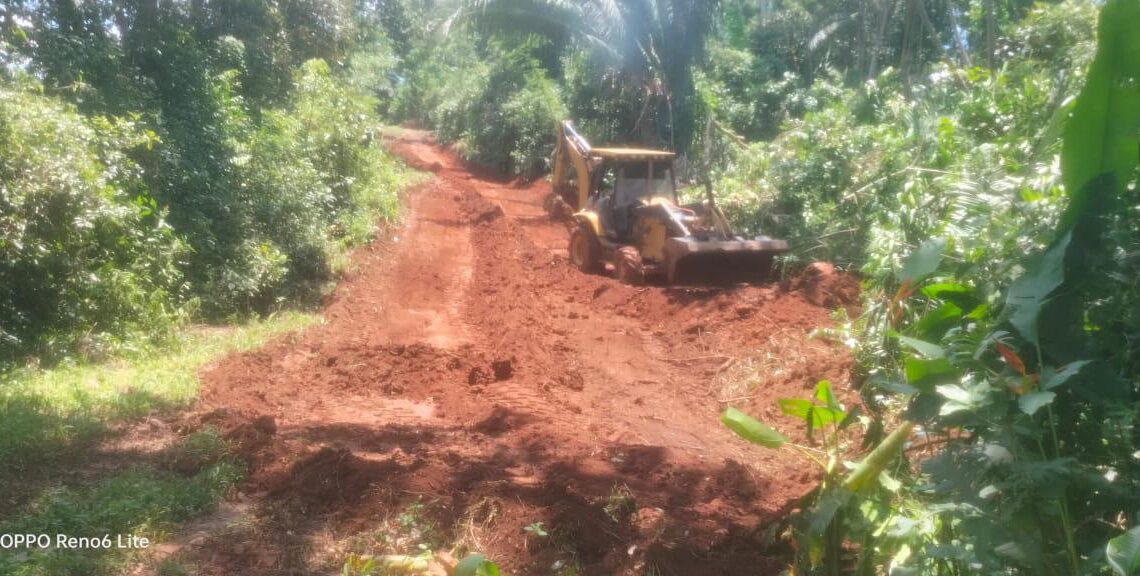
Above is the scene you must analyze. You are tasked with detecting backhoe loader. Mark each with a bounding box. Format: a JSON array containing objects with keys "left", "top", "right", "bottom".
[{"left": 545, "top": 120, "right": 788, "bottom": 285}]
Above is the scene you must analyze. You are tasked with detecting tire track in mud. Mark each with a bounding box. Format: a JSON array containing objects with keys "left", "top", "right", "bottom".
[{"left": 179, "top": 129, "right": 861, "bottom": 575}]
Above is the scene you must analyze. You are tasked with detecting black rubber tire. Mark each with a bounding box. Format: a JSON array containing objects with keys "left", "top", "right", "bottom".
[{"left": 568, "top": 223, "right": 602, "bottom": 274}]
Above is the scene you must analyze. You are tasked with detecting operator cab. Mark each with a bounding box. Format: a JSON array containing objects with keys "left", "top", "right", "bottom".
[
  {"left": 614, "top": 161, "right": 676, "bottom": 207},
  {"left": 589, "top": 158, "right": 677, "bottom": 241}
]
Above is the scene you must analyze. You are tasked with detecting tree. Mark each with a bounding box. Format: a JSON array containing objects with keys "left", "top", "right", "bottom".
[{"left": 448, "top": 0, "right": 721, "bottom": 150}]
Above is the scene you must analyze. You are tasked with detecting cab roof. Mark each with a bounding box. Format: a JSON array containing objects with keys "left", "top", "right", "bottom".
[{"left": 590, "top": 147, "right": 676, "bottom": 161}]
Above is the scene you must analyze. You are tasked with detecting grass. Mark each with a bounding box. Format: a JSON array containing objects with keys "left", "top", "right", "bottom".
[
  {"left": 0, "top": 430, "right": 243, "bottom": 576},
  {"left": 0, "top": 312, "right": 318, "bottom": 575},
  {"left": 0, "top": 311, "right": 319, "bottom": 474}
]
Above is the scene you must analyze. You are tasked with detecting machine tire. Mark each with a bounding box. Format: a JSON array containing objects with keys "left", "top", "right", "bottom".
[
  {"left": 569, "top": 223, "right": 602, "bottom": 274},
  {"left": 614, "top": 246, "right": 645, "bottom": 286}
]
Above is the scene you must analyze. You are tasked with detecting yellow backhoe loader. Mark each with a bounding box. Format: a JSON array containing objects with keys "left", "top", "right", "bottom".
[{"left": 546, "top": 120, "right": 788, "bottom": 285}]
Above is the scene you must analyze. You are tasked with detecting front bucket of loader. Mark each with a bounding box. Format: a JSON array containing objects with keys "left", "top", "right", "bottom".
[{"left": 663, "top": 236, "right": 790, "bottom": 285}]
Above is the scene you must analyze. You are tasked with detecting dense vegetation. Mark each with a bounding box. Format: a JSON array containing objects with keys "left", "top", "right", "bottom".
[
  {"left": 3, "top": 0, "right": 1139, "bottom": 573},
  {"left": 0, "top": 0, "right": 418, "bottom": 365}
]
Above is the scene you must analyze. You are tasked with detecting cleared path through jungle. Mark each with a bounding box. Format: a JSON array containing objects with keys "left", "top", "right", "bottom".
[{"left": 187, "top": 129, "right": 860, "bottom": 575}]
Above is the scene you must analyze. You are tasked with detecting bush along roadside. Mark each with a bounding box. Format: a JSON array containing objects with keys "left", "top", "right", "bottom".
[
  {"left": 723, "top": 0, "right": 1140, "bottom": 573},
  {"left": 0, "top": 63, "right": 420, "bottom": 367},
  {"left": 0, "top": 80, "right": 187, "bottom": 366},
  {"left": 699, "top": 1, "right": 1095, "bottom": 272}
]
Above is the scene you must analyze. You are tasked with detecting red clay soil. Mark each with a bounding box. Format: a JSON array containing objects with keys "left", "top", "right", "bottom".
[{"left": 189, "top": 130, "right": 860, "bottom": 575}]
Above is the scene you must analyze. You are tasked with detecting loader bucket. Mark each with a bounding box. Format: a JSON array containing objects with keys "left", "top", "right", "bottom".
[{"left": 663, "top": 237, "right": 789, "bottom": 285}]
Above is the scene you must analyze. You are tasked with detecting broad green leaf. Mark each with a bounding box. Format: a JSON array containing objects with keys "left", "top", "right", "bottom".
[
  {"left": 914, "top": 302, "right": 964, "bottom": 341},
  {"left": 904, "top": 357, "right": 957, "bottom": 391},
  {"left": 965, "top": 304, "right": 989, "bottom": 320},
  {"left": 808, "top": 407, "right": 843, "bottom": 435},
  {"left": 722, "top": 407, "right": 787, "bottom": 448},
  {"left": 921, "top": 282, "right": 974, "bottom": 299},
  {"left": 808, "top": 532, "right": 825, "bottom": 567},
  {"left": 1061, "top": 0, "right": 1140, "bottom": 233},
  {"left": 456, "top": 555, "right": 501, "bottom": 576},
  {"left": 995, "top": 541, "right": 1044, "bottom": 574},
  {"left": 1108, "top": 526, "right": 1140, "bottom": 576},
  {"left": 838, "top": 404, "right": 862, "bottom": 431},
  {"left": 898, "top": 238, "right": 946, "bottom": 284},
  {"left": 455, "top": 554, "right": 487, "bottom": 576},
  {"left": 815, "top": 406, "right": 846, "bottom": 426},
  {"left": 815, "top": 380, "right": 840, "bottom": 410},
  {"left": 777, "top": 399, "right": 842, "bottom": 438},
  {"left": 779, "top": 398, "right": 814, "bottom": 420},
  {"left": 1005, "top": 232, "right": 1071, "bottom": 344},
  {"left": 1018, "top": 391, "right": 1056, "bottom": 415},
  {"left": 896, "top": 335, "right": 945, "bottom": 359},
  {"left": 921, "top": 282, "right": 981, "bottom": 312},
  {"left": 878, "top": 376, "right": 920, "bottom": 395},
  {"left": 1041, "top": 361, "right": 1092, "bottom": 390},
  {"left": 807, "top": 488, "right": 849, "bottom": 534},
  {"left": 935, "top": 384, "right": 972, "bottom": 405},
  {"left": 878, "top": 470, "right": 902, "bottom": 492}
]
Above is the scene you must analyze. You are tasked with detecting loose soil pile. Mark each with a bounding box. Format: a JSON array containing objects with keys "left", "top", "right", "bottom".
[{"left": 184, "top": 130, "right": 860, "bottom": 575}]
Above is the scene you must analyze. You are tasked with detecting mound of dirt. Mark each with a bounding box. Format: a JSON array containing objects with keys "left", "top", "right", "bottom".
[
  {"left": 178, "top": 408, "right": 278, "bottom": 464},
  {"left": 465, "top": 198, "right": 505, "bottom": 224},
  {"left": 787, "top": 261, "right": 860, "bottom": 308},
  {"left": 470, "top": 404, "right": 531, "bottom": 435},
  {"left": 267, "top": 447, "right": 388, "bottom": 512}
]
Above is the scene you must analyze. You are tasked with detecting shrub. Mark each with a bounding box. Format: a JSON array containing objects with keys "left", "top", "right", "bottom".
[
  {"left": 2, "top": 35, "right": 414, "bottom": 361},
  {"left": 196, "top": 59, "right": 411, "bottom": 313},
  {"left": 710, "top": 46, "right": 1081, "bottom": 276},
  {"left": 711, "top": 74, "right": 897, "bottom": 268},
  {"left": 0, "top": 79, "right": 187, "bottom": 364}
]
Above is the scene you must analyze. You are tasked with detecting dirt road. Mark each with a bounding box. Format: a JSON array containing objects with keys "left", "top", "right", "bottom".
[{"left": 186, "top": 130, "right": 858, "bottom": 575}]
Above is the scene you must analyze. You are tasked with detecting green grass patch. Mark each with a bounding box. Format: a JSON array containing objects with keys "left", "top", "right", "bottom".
[
  {"left": 0, "top": 455, "right": 242, "bottom": 575},
  {"left": 0, "top": 311, "right": 319, "bottom": 472}
]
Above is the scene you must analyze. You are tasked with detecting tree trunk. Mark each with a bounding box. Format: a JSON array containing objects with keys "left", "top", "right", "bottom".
[
  {"left": 867, "top": 0, "right": 895, "bottom": 80},
  {"left": 134, "top": 0, "right": 157, "bottom": 35},
  {"left": 51, "top": 0, "right": 83, "bottom": 35},
  {"left": 192, "top": 0, "right": 205, "bottom": 25},
  {"left": 985, "top": 0, "right": 996, "bottom": 67},
  {"left": 914, "top": 0, "right": 950, "bottom": 62},
  {"left": 856, "top": 0, "right": 869, "bottom": 79},
  {"left": 948, "top": 0, "right": 972, "bottom": 68},
  {"left": 899, "top": 0, "right": 915, "bottom": 87}
]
